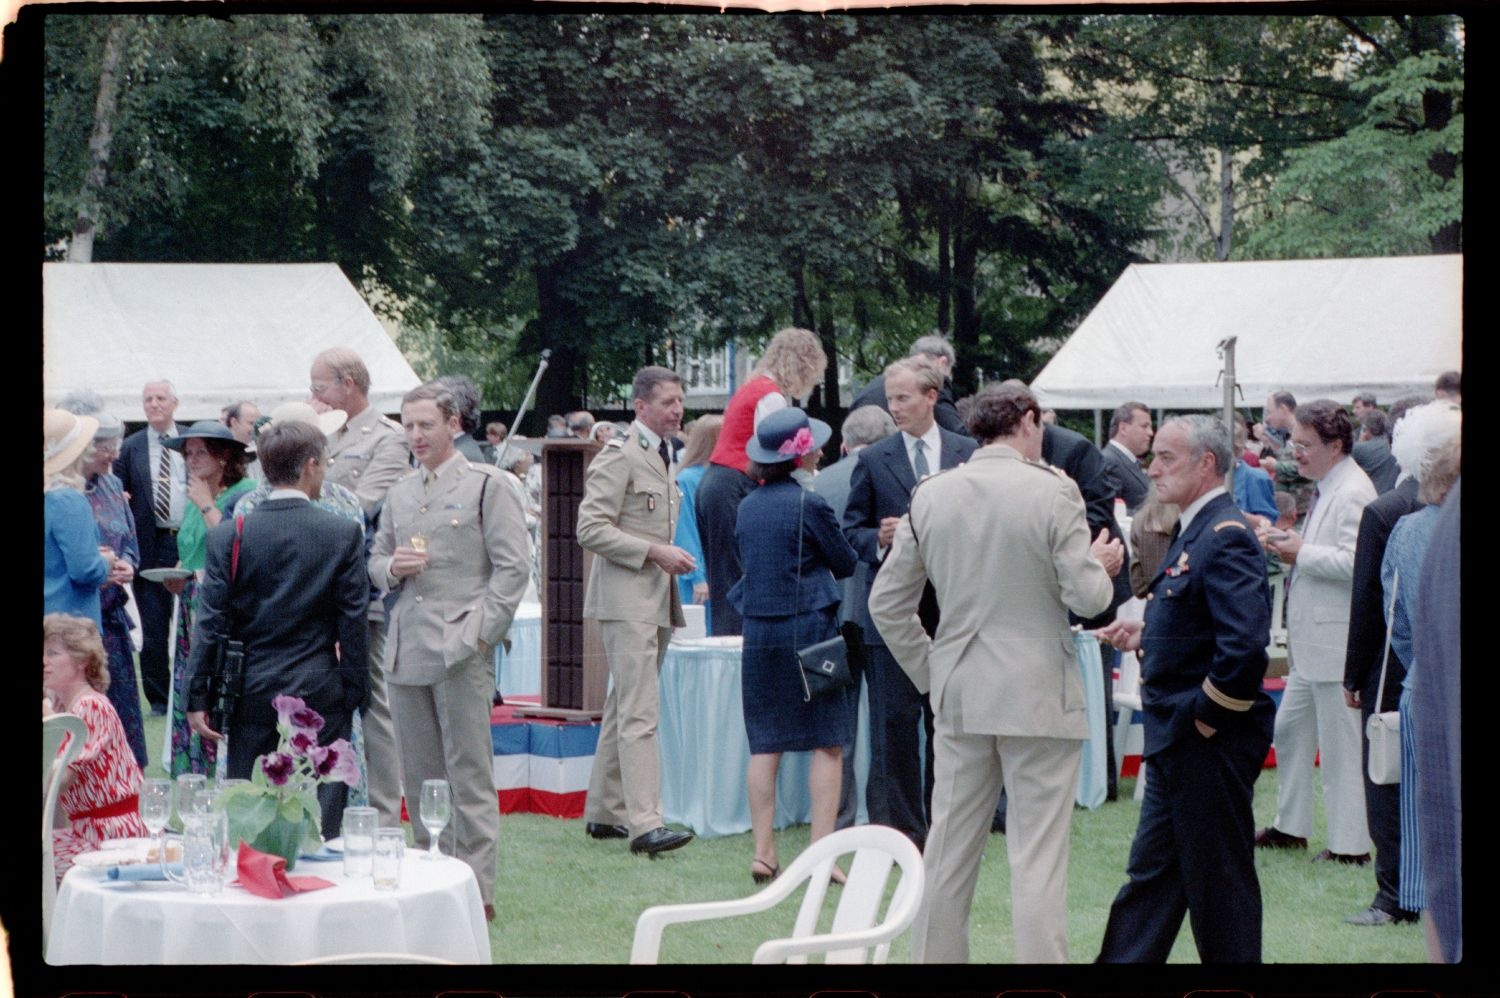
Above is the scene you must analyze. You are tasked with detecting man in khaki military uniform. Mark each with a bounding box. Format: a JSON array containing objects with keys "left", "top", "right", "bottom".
[
  {"left": 578, "top": 366, "right": 696, "bottom": 856},
  {"left": 370, "top": 381, "right": 530, "bottom": 918},
  {"left": 311, "top": 346, "right": 412, "bottom": 831},
  {"left": 870, "top": 383, "right": 1119, "bottom": 963}
]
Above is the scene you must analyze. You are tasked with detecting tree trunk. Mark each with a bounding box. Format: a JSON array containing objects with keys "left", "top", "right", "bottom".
[
  {"left": 951, "top": 198, "right": 980, "bottom": 397},
  {"left": 532, "top": 263, "right": 582, "bottom": 426},
  {"left": 1215, "top": 145, "right": 1234, "bottom": 261},
  {"left": 936, "top": 207, "right": 951, "bottom": 334},
  {"left": 815, "top": 283, "right": 839, "bottom": 419},
  {"left": 1423, "top": 88, "right": 1460, "bottom": 253},
  {"left": 791, "top": 264, "right": 812, "bottom": 331},
  {"left": 68, "top": 18, "right": 127, "bottom": 262}
]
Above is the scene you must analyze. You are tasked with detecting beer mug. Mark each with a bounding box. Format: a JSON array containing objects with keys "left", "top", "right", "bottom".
[{"left": 162, "top": 810, "right": 231, "bottom": 895}]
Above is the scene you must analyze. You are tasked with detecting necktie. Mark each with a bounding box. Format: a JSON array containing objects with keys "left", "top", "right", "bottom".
[
  {"left": 658, "top": 439, "right": 671, "bottom": 471},
  {"left": 912, "top": 438, "right": 930, "bottom": 480},
  {"left": 153, "top": 434, "right": 172, "bottom": 524}
]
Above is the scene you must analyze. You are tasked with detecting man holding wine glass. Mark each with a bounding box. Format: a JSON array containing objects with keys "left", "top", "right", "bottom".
[{"left": 371, "top": 381, "right": 531, "bottom": 921}]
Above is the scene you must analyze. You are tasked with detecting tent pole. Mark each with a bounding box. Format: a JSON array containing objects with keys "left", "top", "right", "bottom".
[
  {"left": 1218, "top": 336, "right": 1237, "bottom": 495},
  {"left": 1093, "top": 409, "right": 1102, "bottom": 448}
]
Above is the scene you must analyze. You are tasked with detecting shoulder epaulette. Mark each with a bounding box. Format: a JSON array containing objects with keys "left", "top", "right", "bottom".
[
  {"left": 1023, "top": 458, "right": 1067, "bottom": 479},
  {"left": 605, "top": 436, "right": 625, "bottom": 449},
  {"left": 377, "top": 414, "right": 403, "bottom": 432},
  {"left": 1214, "top": 519, "right": 1248, "bottom": 532}
]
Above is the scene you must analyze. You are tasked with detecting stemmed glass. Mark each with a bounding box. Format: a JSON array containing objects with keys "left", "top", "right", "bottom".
[
  {"left": 418, "top": 779, "right": 451, "bottom": 861},
  {"left": 139, "top": 778, "right": 171, "bottom": 861}
]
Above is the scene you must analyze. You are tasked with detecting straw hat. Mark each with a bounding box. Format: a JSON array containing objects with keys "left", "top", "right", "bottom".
[
  {"left": 267, "top": 401, "right": 348, "bottom": 435},
  {"left": 44, "top": 408, "right": 100, "bottom": 477}
]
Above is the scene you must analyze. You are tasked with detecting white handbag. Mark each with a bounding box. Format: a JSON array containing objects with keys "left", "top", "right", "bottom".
[{"left": 1365, "top": 570, "right": 1401, "bottom": 786}]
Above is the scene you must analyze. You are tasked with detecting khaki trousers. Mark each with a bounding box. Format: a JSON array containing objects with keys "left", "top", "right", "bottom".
[
  {"left": 913, "top": 703, "right": 1082, "bottom": 964},
  {"left": 584, "top": 620, "right": 671, "bottom": 838},
  {"left": 388, "top": 650, "right": 499, "bottom": 906},
  {"left": 362, "top": 616, "right": 404, "bottom": 829}
]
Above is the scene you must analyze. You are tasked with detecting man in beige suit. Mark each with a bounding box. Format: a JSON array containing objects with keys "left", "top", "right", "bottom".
[
  {"left": 578, "top": 366, "right": 696, "bottom": 857},
  {"left": 311, "top": 346, "right": 411, "bottom": 830},
  {"left": 370, "top": 381, "right": 531, "bottom": 919},
  {"left": 870, "top": 383, "right": 1120, "bottom": 963}
]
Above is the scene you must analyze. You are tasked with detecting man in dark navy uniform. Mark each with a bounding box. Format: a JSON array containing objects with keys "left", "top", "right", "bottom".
[{"left": 1095, "top": 414, "right": 1274, "bottom": 964}]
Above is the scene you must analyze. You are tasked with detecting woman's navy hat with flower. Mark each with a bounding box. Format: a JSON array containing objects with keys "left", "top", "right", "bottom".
[{"left": 745, "top": 406, "right": 832, "bottom": 465}]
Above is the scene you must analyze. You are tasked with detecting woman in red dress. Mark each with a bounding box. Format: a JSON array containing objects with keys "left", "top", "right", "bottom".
[
  {"left": 44, "top": 613, "right": 150, "bottom": 882},
  {"left": 695, "top": 327, "right": 826, "bottom": 635}
]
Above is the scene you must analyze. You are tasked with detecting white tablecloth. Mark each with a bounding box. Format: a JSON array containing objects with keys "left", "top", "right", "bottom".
[
  {"left": 47, "top": 853, "right": 490, "bottom": 964},
  {"left": 495, "top": 600, "right": 542, "bottom": 697}
]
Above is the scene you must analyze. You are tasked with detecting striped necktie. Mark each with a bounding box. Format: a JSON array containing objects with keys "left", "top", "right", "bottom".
[{"left": 153, "top": 434, "right": 172, "bottom": 524}]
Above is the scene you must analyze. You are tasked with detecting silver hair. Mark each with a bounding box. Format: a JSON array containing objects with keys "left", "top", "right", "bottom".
[
  {"left": 841, "top": 405, "right": 897, "bottom": 449},
  {"left": 1390, "top": 400, "right": 1461, "bottom": 483},
  {"left": 909, "top": 334, "right": 955, "bottom": 367},
  {"left": 57, "top": 389, "right": 123, "bottom": 439},
  {"left": 1166, "top": 414, "right": 1233, "bottom": 476},
  {"left": 497, "top": 447, "right": 529, "bottom": 472}
]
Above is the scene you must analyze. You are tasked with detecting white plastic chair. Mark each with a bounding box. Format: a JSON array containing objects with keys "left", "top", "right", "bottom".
[
  {"left": 631, "top": 824, "right": 924, "bottom": 965},
  {"left": 1111, "top": 645, "right": 1146, "bottom": 802},
  {"left": 292, "top": 952, "right": 458, "bottom": 965},
  {"left": 43, "top": 712, "right": 88, "bottom": 945},
  {"left": 1267, "top": 570, "right": 1289, "bottom": 659}
]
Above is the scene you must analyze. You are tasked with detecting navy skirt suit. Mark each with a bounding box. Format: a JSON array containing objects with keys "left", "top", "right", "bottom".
[{"left": 729, "top": 479, "right": 859, "bottom": 754}]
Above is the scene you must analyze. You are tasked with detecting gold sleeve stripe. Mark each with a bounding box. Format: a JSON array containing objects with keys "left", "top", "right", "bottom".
[
  {"left": 1214, "top": 520, "right": 1247, "bottom": 532},
  {"left": 1202, "top": 678, "right": 1254, "bottom": 711}
]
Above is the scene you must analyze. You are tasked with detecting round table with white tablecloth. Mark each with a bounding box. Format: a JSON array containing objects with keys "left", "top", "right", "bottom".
[{"left": 46, "top": 852, "right": 490, "bottom": 964}]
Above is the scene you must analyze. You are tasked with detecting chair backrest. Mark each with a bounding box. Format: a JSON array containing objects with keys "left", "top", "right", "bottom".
[
  {"left": 43, "top": 713, "right": 89, "bottom": 945},
  {"left": 1112, "top": 643, "right": 1142, "bottom": 706},
  {"left": 756, "top": 824, "right": 924, "bottom": 965}
]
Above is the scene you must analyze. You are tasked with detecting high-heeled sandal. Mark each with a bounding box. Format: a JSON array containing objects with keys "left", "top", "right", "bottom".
[{"left": 751, "top": 858, "right": 780, "bottom": 884}]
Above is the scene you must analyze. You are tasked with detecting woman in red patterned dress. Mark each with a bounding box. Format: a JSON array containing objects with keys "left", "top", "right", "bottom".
[{"left": 44, "top": 613, "right": 150, "bottom": 882}]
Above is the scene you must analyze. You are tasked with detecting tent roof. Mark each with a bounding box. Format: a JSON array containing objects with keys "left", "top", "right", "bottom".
[
  {"left": 43, "top": 262, "right": 422, "bottom": 422},
  {"left": 1030, "top": 255, "right": 1463, "bottom": 411}
]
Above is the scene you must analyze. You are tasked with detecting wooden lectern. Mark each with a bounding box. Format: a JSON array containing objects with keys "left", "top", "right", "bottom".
[{"left": 521, "top": 438, "right": 608, "bottom": 719}]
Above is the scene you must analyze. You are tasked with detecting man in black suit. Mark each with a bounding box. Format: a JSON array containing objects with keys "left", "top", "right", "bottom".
[
  {"left": 1097, "top": 415, "right": 1274, "bottom": 963},
  {"left": 113, "top": 379, "right": 187, "bottom": 715},
  {"left": 849, "top": 334, "right": 967, "bottom": 436},
  {"left": 185, "top": 420, "right": 369, "bottom": 835},
  {"left": 1350, "top": 409, "right": 1399, "bottom": 495},
  {"left": 843, "top": 357, "right": 977, "bottom": 850},
  {"left": 438, "top": 374, "right": 488, "bottom": 463},
  {"left": 1099, "top": 401, "right": 1153, "bottom": 515}
]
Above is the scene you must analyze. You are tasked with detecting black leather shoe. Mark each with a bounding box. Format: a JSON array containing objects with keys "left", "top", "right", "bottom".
[
  {"left": 1254, "top": 826, "right": 1308, "bottom": 850},
  {"left": 1343, "top": 905, "right": 1414, "bottom": 925},
  {"left": 990, "top": 815, "right": 1006, "bottom": 835},
  {"left": 630, "top": 826, "right": 694, "bottom": 856},
  {"left": 1313, "top": 849, "right": 1370, "bottom": 866},
  {"left": 586, "top": 822, "right": 629, "bottom": 840}
]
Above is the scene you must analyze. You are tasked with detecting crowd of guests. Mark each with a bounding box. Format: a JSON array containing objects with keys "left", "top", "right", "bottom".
[{"left": 43, "top": 337, "right": 1462, "bottom": 963}]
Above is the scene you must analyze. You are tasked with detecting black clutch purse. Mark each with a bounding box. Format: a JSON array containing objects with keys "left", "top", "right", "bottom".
[{"left": 796, "top": 634, "right": 852, "bottom": 702}]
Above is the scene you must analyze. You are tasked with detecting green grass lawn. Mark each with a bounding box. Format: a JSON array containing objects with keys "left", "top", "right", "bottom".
[{"left": 138, "top": 681, "right": 1428, "bottom": 965}]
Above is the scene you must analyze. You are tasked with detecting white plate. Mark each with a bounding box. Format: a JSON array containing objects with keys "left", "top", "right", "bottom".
[
  {"left": 74, "top": 842, "right": 152, "bottom": 869},
  {"left": 139, "top": 567, "right": 194, "bottom": 583}
]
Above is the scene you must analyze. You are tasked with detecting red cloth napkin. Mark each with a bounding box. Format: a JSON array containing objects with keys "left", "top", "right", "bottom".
[{"left": 233, "top": 841, "right": 335, "bottom": 899}]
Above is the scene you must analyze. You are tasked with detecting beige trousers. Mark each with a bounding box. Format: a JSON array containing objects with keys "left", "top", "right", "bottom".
[
  {"left": 361, "top": 616, "right": 404, "bottom": 829},
  {"left": 584, "top": 620, "right": 671, "bottom": 838},
  {"left": 913, "top": 704, "right": 1082, "bottom": 964}
]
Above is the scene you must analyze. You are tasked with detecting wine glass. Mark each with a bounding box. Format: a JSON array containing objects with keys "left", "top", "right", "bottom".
[
  {"left": 139, "top": 778, "right": 171, "bottom": 861},
  {"left": 418, "top": 779, "right": 451, "bottom": 861}
]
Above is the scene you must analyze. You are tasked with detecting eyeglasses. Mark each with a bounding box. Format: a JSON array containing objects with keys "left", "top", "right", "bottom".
[{"left": 1290, "top": 440, "right": 1320, "bottom": 456}]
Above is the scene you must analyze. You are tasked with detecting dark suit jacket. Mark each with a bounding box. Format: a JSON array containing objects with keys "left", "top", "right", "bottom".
[
  {"left": 1044, "top": 424, "right": 1130, "bottom": 626},
  {"left": 185, "top": 498, "right": 369, "bottom": 725},
  {"left": 809, "top": 455, "right": 860, "bottom": 625},
  {"left": 842, "top": 428, "right": 977, "bottom": 643},
  {"left": 1099, "top": 440, "right": 1151, "bottom": 514},
  {"left": 1139, "top": 493, "right": 1274, "bottom": 756},
  {"left": 1352, "top": 437, "right": 1400, "bottom": 495},
  {"left": 455, "top": 432, "right": 487, "bottom": 464},
  {"left": 1342, "top": 476, "right": 1421, "bottom": 702},
  {"left": 728, "top": 480, "right": 857, "bottom": 618},
  {"left": 850, "top": 375, "right": 967, "bottom": 436},
  {"left": 114, "top": 424, "right": 184, "bottom": 570}
]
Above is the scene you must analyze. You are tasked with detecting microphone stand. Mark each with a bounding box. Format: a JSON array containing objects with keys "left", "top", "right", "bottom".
[{"left": 494, "top": 348, "right": 551, "bottom": 469}]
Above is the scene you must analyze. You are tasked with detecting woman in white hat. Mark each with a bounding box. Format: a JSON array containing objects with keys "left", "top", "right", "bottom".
[
  {"left": 44, "top": 408, "right": 113, "bottom": 628},
  {"left": 57, "top": 391, "right": 148, "bottom": 768}
]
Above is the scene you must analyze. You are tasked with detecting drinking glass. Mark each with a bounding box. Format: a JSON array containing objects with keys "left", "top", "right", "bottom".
[
  {"left": 372, "top": 828, "right": 405, "bottom": 890},
  {"left": 410, "top": 533, "right": 428, "bottom": 553},
  {"left": 139, "top": 778, "right": 171, "bottom": 862},
  {"left": 173, "top": 773, "right": 207, "bottom": 830},
  {"left": 418, "top": 780, "right": 451, "bottom": 861},
  {"left": 162, "top": 810, "right": 230, "bottom": 895},
  {"left": 342, "top": 807, "right": 377, "bottom": 879}
]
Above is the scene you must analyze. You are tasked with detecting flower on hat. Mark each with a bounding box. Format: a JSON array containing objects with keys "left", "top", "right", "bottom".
[{"left": 777, "top": 427, "right": 814, "bottom": 459}]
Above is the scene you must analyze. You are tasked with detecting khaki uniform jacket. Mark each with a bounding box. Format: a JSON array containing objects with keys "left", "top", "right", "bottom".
[
  {"left": 868, "top": 444, "right": 1113, "bottom": 738},
  {"left": 576, "top": 422, "right": 686, "bottom": 629},
  {"left": 370, "top": 457, "right": 531, "bottom": 685},
  {"left": 326, "top": 405, "right": 411, "bottom": 518}
]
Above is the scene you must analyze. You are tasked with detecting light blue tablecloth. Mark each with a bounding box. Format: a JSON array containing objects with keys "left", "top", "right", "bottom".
[
  {"left": 657, "top": 636, "right": 870, "bottom": 839},
  {"left": 494, "top": 602, "right": 542, "bottom": 697},
  {"left": 1073, "top": 631, "right": 1108, "bottom": 810}
]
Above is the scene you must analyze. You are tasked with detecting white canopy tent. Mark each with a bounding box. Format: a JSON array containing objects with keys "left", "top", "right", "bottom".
[
  {"left": 43, "top": 262, "right": 422, "bottom": 422},
  {"left": 1030, "top": 255, "right": 1462, "bottom": 412}
]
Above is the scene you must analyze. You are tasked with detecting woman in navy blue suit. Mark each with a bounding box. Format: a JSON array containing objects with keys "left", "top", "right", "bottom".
[{"left": 729, "top": 408, "right": 858, "bottom": 884}]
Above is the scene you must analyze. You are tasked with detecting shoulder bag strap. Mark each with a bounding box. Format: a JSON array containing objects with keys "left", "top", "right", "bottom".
[{"left": 1372, "top": 569, "right": 1399, "bottom": 714}]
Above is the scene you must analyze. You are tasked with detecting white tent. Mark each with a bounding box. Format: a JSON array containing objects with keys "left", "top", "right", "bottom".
[
  {"left": 43, "top": 262, "right": 422, "bottom": 422},
  {"left": 1030, "top": 255, "right": 1463, "bottom": 411}
]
